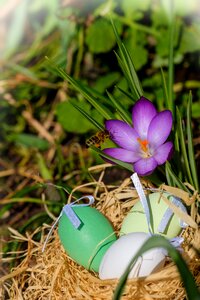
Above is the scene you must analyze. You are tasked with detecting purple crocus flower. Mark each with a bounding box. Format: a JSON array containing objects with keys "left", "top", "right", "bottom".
[{"left": 103, "top": 97, "right": 173, "bottom": 176}]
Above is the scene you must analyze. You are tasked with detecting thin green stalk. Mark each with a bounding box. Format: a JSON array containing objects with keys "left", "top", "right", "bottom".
[
  {"left": 165, "top": 164, "right": 174, "bottom": 187},
  {"left": 115, "top": 86, "right": 135, "bottom": 102},
  {"left": 174, "top": 130, "right": 180, "bottom": 152},
  {"left": 111, "top": 20, "right": 143, "bottom": 99},
  {"left": 165, "top": 161, "right": 190, "bottom": 194},
  {"left": 90, "top": 146, "right": 133, "bottom": 172},
  {"left": 113, "top": 235, "right": 200, "bottom": 300},
  {"left": 187, "top": 92, "right": 199, "bottom": 191},
  {"left": 74, "top": 26, "right": 84, "bottom": 78},
  {"left": 36, "top": 153, "right": 53, "bottom": 180},
  {"left": 71, "top": 102, "right": 104, "bottom": 131},
  {"left": 114, "top": 52, "right": 139, "bottom": 99},
  {"left": 110, "top": 13, "right": 160, "bottom": 37},
  {"left": 1, "top": 198, "right": 63, "bottom": 206},
  {"left": 45, "top": 57, "right": 113, "bottom": 120},
  {"left": 107, "top": 91, "right": 132, "bottom": 124},
  {"left": 20, "top": 212, "right": 50, "bottom": 232},
  {"left": 167, "top": 0, "right": 175, "bottom": 116},
  {"left": 176, "top": 107, "right": 194, "bottom": 186},
  {"left": 160, "top": 68, "right": 169, "bottom": 108}
]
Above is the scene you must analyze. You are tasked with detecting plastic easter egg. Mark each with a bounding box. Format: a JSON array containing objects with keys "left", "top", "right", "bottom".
[
  {"left": 58, "top": 206, "right": 117, "bottom": 272},
  {"left": 99, "top": 232, "right": 166, "bottom": 280},
  {"left": 120, "top": 193, "right": 183, "bottom": 238}
]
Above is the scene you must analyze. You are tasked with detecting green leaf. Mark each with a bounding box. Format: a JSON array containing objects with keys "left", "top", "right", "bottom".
[
  {"left": 124, "top": 29, "right": 148, "bottom": 71},
  {"left": 93, "top": 0, "right": 117, "bottom": 17},
  {"left": 71, "top": 102, "right": 104, "bottom": 131},
  {"left": 113, "top": 235, "right": 200, "bottom": 300},
  {"left": 180, "top": 22, "right": 200, "bottom": 54},
  {"left": 192, "top": 102, "right": 200, "bottom": 118},
  {"left": 56, "top": 101, "right": 99, "bottom": 134},
  {"left": 36, "top": 153, "right": 53, "bottom": 181},
  {"left": 85, "top": 18, "right": 122, "bottom": 54},
  {"left": 9, "top": 133, "right": 49, "bottom": 151},
  {"left": 93, "top": 72, "right": 121, "bottom": 93},
  {"left": 49, "top": 62, "right": 114, "bottom": 120},
  {"left": 121, "top": 0, "right": 151, "bottom": 20}
]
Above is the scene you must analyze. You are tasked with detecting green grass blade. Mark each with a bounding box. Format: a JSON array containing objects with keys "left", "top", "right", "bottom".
[
  {"left": 111, "top": 20, "right": 143, "bottom": 99},
  {"left": 59, "top": 69, "right": 113, "bottom": 120},
  {"left": 1, "top": 197, "right": 62, "bottom": 206},
  {"left": 71, "top": 102, "right": 104, "bottom": 131},
  {"left": 45, "top": 57, "right": 113, "bottom": 120},
  {"left": 167, "top": 2, "right": 175, "bottom": 116},
  {"left": 111, "top": 13, "right": 159, "bottom": 37},
  {"left": 165, "top": 163, "right": 174, "bottom": 186},
  {"left": 37, "top": 153, "right": 53, "bottom": 180},
  {"left": 90, "top": 146, "right": 133, "bottom": 172},
  {"left": 114, "top": 52, "right": 138, "bottom": 98},
  {"left": 113, "top": 235, "right": 200, "bottom": 300},
  {"left": 107, "top": 91, "right": 132, "bottom": 124},
  {"left": 176, "top": 107, "right": 194, "bottom": 186},
  {"left": 20, "top": 212, "right": 50, "bottom": 232},
  {"left": 187, "top": 92, "right": 199, "bottom": 191},
  {"left": 122, "top": 44, "right": 143, "bottom": 97},
  {"left": 174, "top": 129, "right": 180, "bottom": 152},
  {"left": 165, "top": 162, "right": 190, "bottom": 193},
  {"left": 114, "top": 86, "right": 135, "bottom": 102},
  {"left": 82, "top": 82, "right": 115, "bottom": 106},
  {"left": 160, "top": 68, "right": 169, "bottom": 108}
]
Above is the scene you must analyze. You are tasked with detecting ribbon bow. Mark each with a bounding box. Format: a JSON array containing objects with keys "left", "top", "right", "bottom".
[{"left": 42, "top": 195, "right": 94, "bottom": 252}]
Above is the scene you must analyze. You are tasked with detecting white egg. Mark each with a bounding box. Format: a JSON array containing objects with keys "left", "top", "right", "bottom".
[{"left": 99, "top": 232, "right": 167, "bottom": 280}]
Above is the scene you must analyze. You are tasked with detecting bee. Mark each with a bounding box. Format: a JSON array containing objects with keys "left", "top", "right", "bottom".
[{"left": 86, "top": 130, "right": 110, "bottom": 148}]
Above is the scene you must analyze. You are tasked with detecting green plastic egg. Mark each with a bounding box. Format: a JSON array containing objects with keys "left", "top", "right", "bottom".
[
  {"left": 120, "top": 192, "right": 183, "bottom": 238},
  {"left": 58, "top": 206, "right": 116, "bottom": 272}
]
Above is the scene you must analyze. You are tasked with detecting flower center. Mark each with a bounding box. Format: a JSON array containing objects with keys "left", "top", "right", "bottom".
[
  {"left": 137, "top": 138, "right": 148, "bottom": 152},
  {"left": 137, "top": 138, "right": 151, "bottom": 157}
]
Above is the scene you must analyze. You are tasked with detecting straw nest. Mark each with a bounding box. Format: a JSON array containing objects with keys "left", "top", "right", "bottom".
[{"left": 1, "top": 166, "right": 200, "bottom": 300}]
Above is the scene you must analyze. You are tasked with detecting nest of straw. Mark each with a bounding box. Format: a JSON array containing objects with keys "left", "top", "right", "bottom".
[{"left": 2, "top": 167, "right": 200, "bottom": 300}]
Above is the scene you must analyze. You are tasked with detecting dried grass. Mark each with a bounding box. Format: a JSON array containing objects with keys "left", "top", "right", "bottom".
[{"left": 1, "top": 170, "right": 200, "bottom": 300}]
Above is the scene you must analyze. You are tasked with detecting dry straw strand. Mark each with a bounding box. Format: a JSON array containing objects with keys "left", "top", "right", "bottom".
[{"left": 2, "top": 172, "right": 200, "bottom": 300}]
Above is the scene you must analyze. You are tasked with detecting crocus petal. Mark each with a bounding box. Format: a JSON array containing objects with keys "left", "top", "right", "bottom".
[
  {"left": 153, "top": 141, "right": 173, "bottom": 165},
  {"left": 134, "top": 157, "right": 158, "bottom": 176},
  {"left": 103, "top": 148, "right": 141, "bottom": 163},
  {"left": 147, "top": 110, "right": 173, "bottom": 147},
  {"left": 132, "top": 97, "right": 157, "bottom": 139},
  {"left": 105, "top": 120, "right": 139, "bottom": 151}
]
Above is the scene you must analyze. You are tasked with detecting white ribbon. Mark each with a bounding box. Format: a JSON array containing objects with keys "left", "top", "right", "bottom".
[
  {"left": 131, "top": 173, "right": 153, "bottom": 235},
  {"left": 130, "top": 173, "right": 187, "bottom": 250},
  {"left": 157, "top": 196, "right": 188, "bottom": 233},
  {"left": 42, "top": 195, "right": 95, "bottom": 252}
]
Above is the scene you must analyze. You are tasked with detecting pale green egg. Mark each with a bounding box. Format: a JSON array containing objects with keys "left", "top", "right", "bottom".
[{"left": 120, "top": 192, "right": 183, "bottom": 238}]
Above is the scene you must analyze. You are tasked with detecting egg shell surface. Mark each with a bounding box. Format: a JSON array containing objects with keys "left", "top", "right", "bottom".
[
  {"left": 120, "top": 192, "right": 182, "bottom": 238},
  {"left": 99, "top": 232, "right": 166, "bottom": 280},
  {"left": 58, "top": 206, "right": 116, "bottom": 272}
]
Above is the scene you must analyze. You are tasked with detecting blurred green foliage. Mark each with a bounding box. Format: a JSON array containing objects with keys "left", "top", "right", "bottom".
[
  {"left": 1, "top": 0, "right": 200, "bottom": 149},
  {"left": 0, "top": 0, "right": 200, "bottom": 240}
]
